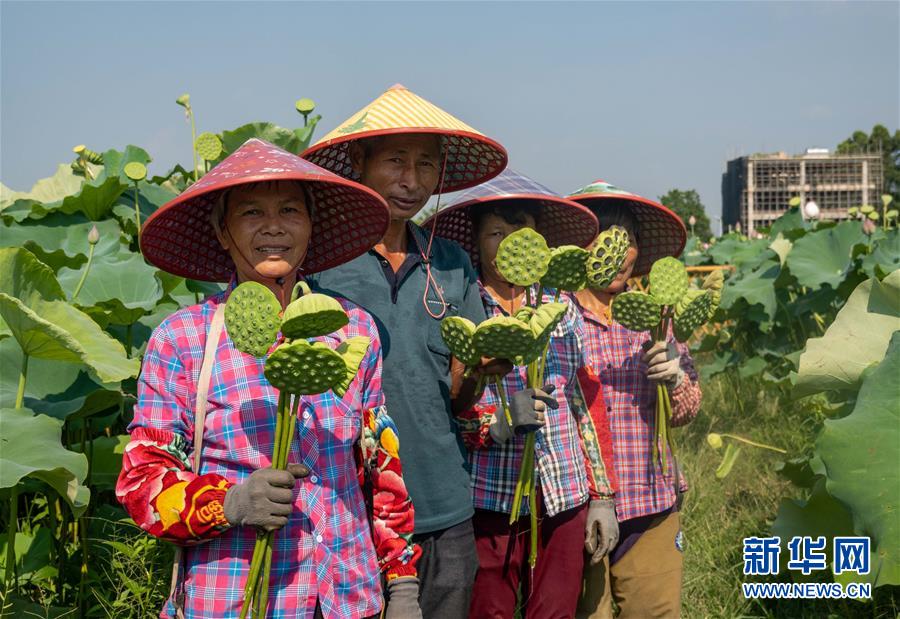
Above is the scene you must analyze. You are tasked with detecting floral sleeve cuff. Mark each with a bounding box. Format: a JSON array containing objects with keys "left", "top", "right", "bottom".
[{"left": 455, "top": 404, "right": 497, "bottom": 451}]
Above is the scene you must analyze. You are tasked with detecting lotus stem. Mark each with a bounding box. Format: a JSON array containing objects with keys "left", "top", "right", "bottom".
[
  {"left": 493, "top": 376, "right": 513, "bottom": 427},
  {"left": 133, "top": 182, "right": 142, "bottom": 233},
  {"left": 239, "top": 536, "right": 266, "bottom": 619},
  {"left": 71, "top": 241, "right": 96, "bottom": 302},
  {"left": 5, "top": 486, "right": 18, "bottom": 595},
  {"left": 528, "top": 481, "right": 538, "bottom": 568},
  {"left": 15, "top": 353, "right": 28, "bottom": 409},
  {"left": 190, "top": 110, "right": 200, "bottom": 183},
  {"left": 255, "top": 541, "right": 274, "bottom": 618},
  {"left": 718, "top": 433, "right": 787, "bottom": 454}
]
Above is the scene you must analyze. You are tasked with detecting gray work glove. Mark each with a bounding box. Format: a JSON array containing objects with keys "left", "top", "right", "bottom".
[
  {"left": 223, "top": 464, "right": 309, "bottom": 532},
  {"left": 584, "top": 498, "right": 619, "bottom": 565},
  {"left": 385, "top": 576, "right": 422, "bottom": 619},
  {"left": 642, "top": 341, "right": 684, "bottom": 387},
  {"left": 510, "top": 384, "right": 558, "bottom": 435}
]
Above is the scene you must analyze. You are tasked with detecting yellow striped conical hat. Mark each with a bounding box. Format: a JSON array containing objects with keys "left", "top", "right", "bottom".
[{"left": 303, "top": 83, "right": 507, "bottom": 193}]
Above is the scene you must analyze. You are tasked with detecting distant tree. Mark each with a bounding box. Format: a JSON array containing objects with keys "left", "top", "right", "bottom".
[
  {"left": 658, "top": 189, "right": 712, "bottom": 239},
  {"left": 836, "top": 124, "right": 899, "bottom": 200}
]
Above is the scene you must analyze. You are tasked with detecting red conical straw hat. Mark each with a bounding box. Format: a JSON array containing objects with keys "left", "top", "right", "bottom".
[
  {"left": 566, "top": 180, "right": 686, "bottom": 276},
  {"left": 140, "top": 138, "right": 390, "bottom": 282},
  {"left": 302, "top": 83, "right": 508, "bottom": 193}
]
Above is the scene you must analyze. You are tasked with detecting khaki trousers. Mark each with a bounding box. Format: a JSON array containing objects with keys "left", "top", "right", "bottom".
[{"left": 577, "top": 511, "right": 683, "bottom": 619}]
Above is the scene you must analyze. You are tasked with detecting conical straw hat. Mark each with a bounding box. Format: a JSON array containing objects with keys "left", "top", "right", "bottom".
[
  {"left": 567, "top": 180, "right": 686, "bottom": 276},
  {"left": 303, "top": 83, "right": 507, "bottom": 193},
  {"left": 141, "top": 138, "right": 390, "bottom": 282}
]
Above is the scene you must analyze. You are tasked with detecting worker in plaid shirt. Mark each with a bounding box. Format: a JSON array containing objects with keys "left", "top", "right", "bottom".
[
  {"left": 424, "top": 170, "right": 618, "bottom": 618},
  {"left": 117, "top": 140, "right": 421, "bottom": 618},
  {"left": 568, "top": 181, "right": 701, "bottom": 619}
]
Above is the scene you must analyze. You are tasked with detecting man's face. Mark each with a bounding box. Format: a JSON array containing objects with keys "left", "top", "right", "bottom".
[
  {"left": 349, "top": 134, "right": 441, "bottom": 221},
  {"left": 476, "top": 211, "right": 538, "bottom": 284}
]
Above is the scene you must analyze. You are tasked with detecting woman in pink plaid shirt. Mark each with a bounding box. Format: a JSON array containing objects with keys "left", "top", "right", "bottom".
[
  {"left": 567, "top": 180, "right": 701, "bottom": 619},
  {"left": 117, "top": 139, "right": 422, "bottom": 618}
]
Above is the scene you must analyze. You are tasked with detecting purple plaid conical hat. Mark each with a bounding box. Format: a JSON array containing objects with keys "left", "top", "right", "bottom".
[
  {"left": 422, "top": 168, "right": 598, "bottom": 265},
  {"left": 141, "top": 138, "right": 390, "bottom": 281},
  {"left": 566, "top": 180, "right": 686, "bottom": 276}
]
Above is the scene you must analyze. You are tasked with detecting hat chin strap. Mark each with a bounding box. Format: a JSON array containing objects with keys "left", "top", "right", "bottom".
[
  {"left": 223, "top": 222, "right": 308, "bottom": 307},
  {"left": 421, "top": 146, "right": 451, "bottom": 320}
]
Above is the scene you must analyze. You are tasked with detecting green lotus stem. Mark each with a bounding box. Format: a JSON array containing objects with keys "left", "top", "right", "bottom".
[
  {"left": 5, "top": 486, "right": 18, "bottom": 595},
  {"left": 528, "top": 478, "right": 538, "bottom": 568},
  {"left": 239, "top": 536, "right": 266, "bottom": 619},
  {"left": 255, "top": 541, "right": 274, "bottom": 618},
  {"left": 133, "top": 181, "right": 142, "bottom": 233},
  {"left": 525, "top": 287, "right": 533, "bottom": 307},
  {"left": 71, "top": 242, "right": 96, "bottom": 302},
  {"left": 189, "top": 109, "right": 200, "bottom": 183},
  {"left": 15, "top": 353, "right": 28, "bottom": 409},
  {"left": 553, "top": 289, "right": 561, "bottom": 303},
  {"left": 718, "top": 433, "right": 787, "bottom": 454},
  {"left": 493, "top": 376, "right": 513, "bottom": 427}
]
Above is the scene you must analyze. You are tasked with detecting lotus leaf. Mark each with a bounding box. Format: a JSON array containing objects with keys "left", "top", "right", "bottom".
[
  {"left": 264, "top": 340, "right": 347, "bottom": 394},
  {"left": 542, "top": 245, "right": 588, "bottom": 291},
  {"left": 473, "top": 316, "right": 535, "bottom": 360},
  {"left": 611, "top": 291, "right": 661, "bottom": 332},
  {"left": 281, "top": 292, "right": 349, "bottom": 339},
  {"left": 225, "top": 282, "right": 282, "bottom": 357},
  {"left": 440, "top": 316, "right": 479, "bottom": 366},
  {"left": 495, "top": 228, "right": 551, "bottom": 287},
  {"left": 332, "top": 336, "right": 371, "bottom": 397}
]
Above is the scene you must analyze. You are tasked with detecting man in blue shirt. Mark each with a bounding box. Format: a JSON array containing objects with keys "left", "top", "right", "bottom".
[{"left": 304, "top": 84, "right": 516, "bottom": 617}]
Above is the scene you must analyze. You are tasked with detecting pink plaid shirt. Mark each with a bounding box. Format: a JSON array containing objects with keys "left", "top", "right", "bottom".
[
  {"left": 123, "top": 290, "right": 402, "bottom": 619},
  {"left": 575, "top": 298, "right": 702, "bottom": 522}
]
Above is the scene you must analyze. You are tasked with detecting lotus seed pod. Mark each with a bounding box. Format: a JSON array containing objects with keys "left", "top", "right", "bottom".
[
  {"left": 332, "top": 336, "right": 371, "bottom": 397},
  {"left": 295, "top": 98, "right": 316, "bottom": 115},
  {"left": 886, "top": 209, "right": 899, "bottom": 220},
  {"left": 542, "top": 245, "right": 589, "bottom": 291},
  {"left": 495, "top": 228, "right": 551, "bottom": 287},
  {"left": 847, "top": 206, "right": 859, "bottom": 217},
  {"left": 611, "top": 291, "right": 662, "bottom": 332},
  {"left": 225, "top": 281, "right": 282, "bottom": 357},
  {"left": 701, "top": 269, "right": 724, "bottom": 316},
  {"left": 883, "top": 195, "right": 894, "bottom": 207},
  {"left": 707, "top": 433, "right": 723, "bottom": 450},
  {"left": 124, "top": 162, "right": 147, "bottom": 182},
  {"left": 586, "top": 226, "right": 629, "bottom": 289},
  {"left": 73, "top": 145, "right": 104, "bottom": 164},
  {"left": 673, "top": 290, "right": 713, "bottom": 342},
  {"left": 513, "top": 306, "right": 535, "bottom": 324},
  {"left": 522, "top": 302, "right": 569, "bottom": 364},
  {"left": 860, "top": 204, "right": 875, "bottom": 215},
  {"left": 868, "top": 211, "right": 880, "bottom": 221},
  {"left": 473, "top": 316, "right": 536, "bottom": 361},
  {"left": 675, "top": 288, "right": 705, "bottom": 316},
  {"left": 196, "top": 132, "right": 223, "bottom": 162},
  {"left": 440, "top": 316, "right": 480, "bottom": 367},
  {"left": 647, "top": 257, "right": 688, "bottom": 306},
  {"left": 788, "top": 197, "right": 801, "bottom": 208},
  {"left": 87, "top": 224, "right": 100, "bottom": 246},
  {"left": 176, "top": 94, "right": 191, "bottom": 108},
  {"left": 281, "top": 293, "right": 350, "bottom": 339},
  {"left": 264, "top": 340, "right": 347, "bottom": 394}
]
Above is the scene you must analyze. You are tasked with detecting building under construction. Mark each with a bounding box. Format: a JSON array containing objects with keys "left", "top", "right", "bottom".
[{"left": 721, "top": 149, "right": 883, "bottom": 233}]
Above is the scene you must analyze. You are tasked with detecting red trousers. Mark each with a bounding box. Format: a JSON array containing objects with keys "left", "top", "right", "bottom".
[{"left": 470, "top": 500, "right": 589, "bottom": 619}]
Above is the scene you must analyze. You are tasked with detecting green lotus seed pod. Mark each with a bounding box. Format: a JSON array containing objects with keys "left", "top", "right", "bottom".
[
  {"left": 281, "top": 292, "right": 349, "bottom": 339},
  {"left": 674, "top": 288, "right": 705, "bottom": 316},
  {"left": 73, "top": 145, "right": 104, "bottom": 164},
  {"left": 124, "top": 162, "right": 147, "bottom": 182},
  {"left": 586, "top": 226, "right": 629, "bottom": 289},
  {"left": 886, "top": 209, "right": 899, "bottom": 220},
  {"left": 868, "top": 211, "right": 880, "bottom": 221},
  {"left": 264, "top": 340, "right": 347, "bottom": 394},
  {"left": 860, "top": 204, "right": 875, "bottom": 215},
  {"left": 513, "top": 306, "right": 535, "bottom": 323},
  {"left": 473, "top": 316, "right": 536, "bottom": 361},
  {"left": 495, "top": 228, "right": 551, "bottom": 287},
  {"left": 701, "top": 269, "right": 724, "bottom": 317},
  {"left": 788, "top": 197, "right": 801, "bottom": 208},
  {"left": 440, "top": 316, "right": 480, "bottom": 367},
  {"left": 882, "top": 195, "right": 894, "bottom": 208},
  {"left": 529, "top": 302, "right": 567, "bottom": 342},
  {"left": 196, "top": 132, "right": 223, "bottom": 162},
  {"left": 332, "top": 336, "right": 371, "bottom": 397},
  {"left": 295, "top": 98, "right": 316, "bottom": 115},
  {"left": 847, "top": 206, "right": 859, "bottom": 217},
  {"left": 542, "top": 245, "right": 589, "bottom": 291},
  {"left": 673, "top": 290, "right": 713, "bottom": 342},
  {"left": 707, "top": 433, "right": 723, "bottom": 450},
  {"left": 225, "top": 282, "right": 282, "bottom": 357},
  {"left": 648, "top": 257, "right": 688, "bottom": 306},
  {"left": 176, "top": 93, "right": 191, "bottom": 108},
  {"left": 611, "top": 291, "right": 661, "bottom": 332}
]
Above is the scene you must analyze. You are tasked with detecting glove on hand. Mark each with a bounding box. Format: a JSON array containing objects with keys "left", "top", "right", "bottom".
[
  {"left": 385, "top": 577, "right": 422, "bottom": 619},
  {"left": 510, "top": 384, "right": 558, "bottom": 435},
  {"left": 643, "top": 341, "right": 684, "bottom": 387},
  {"left": 584, "top": 498, "right": 619, "bottom": 565},
  {"left": 223, "top": 464, "right": 309, "bottom": 532}
]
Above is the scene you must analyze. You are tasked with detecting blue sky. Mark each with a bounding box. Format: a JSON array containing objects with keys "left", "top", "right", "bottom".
[{"left": 2, "top": 1, "right": 897, "bottom": 231}]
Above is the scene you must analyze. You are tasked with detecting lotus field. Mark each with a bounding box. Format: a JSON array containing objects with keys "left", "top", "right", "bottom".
[{"left": 0, "top": 96, "right": 898, "bottom": 617}]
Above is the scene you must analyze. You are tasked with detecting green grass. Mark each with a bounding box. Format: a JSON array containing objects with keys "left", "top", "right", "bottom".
[{"left": 677, "top": 371, "right": 898, "bottom": 618}]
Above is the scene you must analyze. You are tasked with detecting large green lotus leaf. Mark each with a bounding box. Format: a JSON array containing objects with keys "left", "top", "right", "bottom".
[
  {"left": 264, "top": 340, "right": 346, "bottom": 394},
  {"left": 281, "top": 293, "right": 349, "bottom": 339},
  {"left": 221, "top": 122, "right": 316, "bottom": 156},
  {"left": 57, "top": 253, "right": 163, "bottom": 324},
  {"left": 0, "top": 247, "right": 65, "bottom": 307},
  {"left": 332, "top": 336, "right": 371, "bottom": 397},
  {"left": 0, "top": 165, "right": 83, "bottom": 223},
  {"left": 708, "top": 236, "right": 772, "bottom": 269},
  {"left": 79, "top": 434, "right": 130, "bottom": 490},
  {"left": 0, "top": 407, "right": 90, "bottom": 516},
  {"left": 473, "top": 316, "right": 535, "bottom": 360},
  {"left": 0, "top": 338, "right": 81, "bottom": 408},
  {"left": 0, "top": 295, "right": 139, "bottom": 384},
  {"left": 786, "top": 221, "right": 862, "bottom": 289},
  {"left": 860, "top": 229, "right": 900, "bottom": 280},
  {"left": 112, "top": 182, "right": 178, "bottom": 238},
  {"left": 495, "top": 228, "right": 551, "bottom": 287},
  {"left": 225, "top": 282, "right": 282, "bottom": 357},
  {"left": 719, "top": 259, "right": 780, "bottom": 330},
  {"left": 22, "top": 370, "right": 121, "bottom": 422},
  {"left": 542, "top": 246, "right": 589, "bottom": 291},
  {"left": 440, "top": 316, "right": 479, "bottom": 366},
  {"left": 771, "top": 478, "right": 855, "bottom": 581},
  {"left": 795, "top": 270, "right": 900, "bottom": 397},
  {"left": 53, "top": 146, "right": 151, "bottom": 221},
  {"left": 815, "top": 333, "right": 900, "bottom": 586},
  {"left": 768, "top": 207, "right": 811, "bottom": 241},
  {"left": 0, "top": 218, "right": 125, "bottom": 271}
]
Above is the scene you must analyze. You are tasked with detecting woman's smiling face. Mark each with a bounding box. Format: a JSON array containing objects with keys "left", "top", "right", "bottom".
[{"left": 215, "top": 180, "right": 312, "bottom": 284}]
